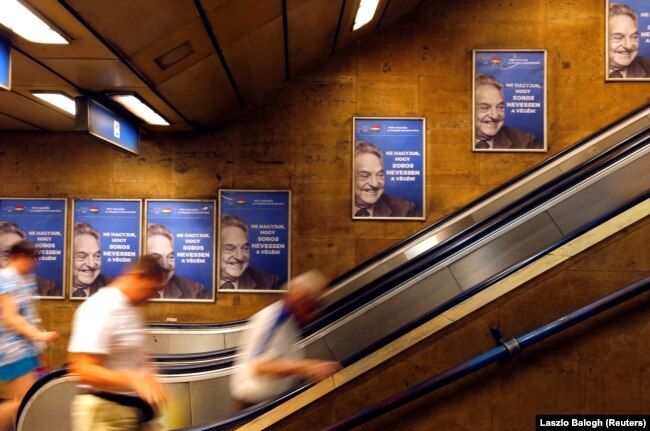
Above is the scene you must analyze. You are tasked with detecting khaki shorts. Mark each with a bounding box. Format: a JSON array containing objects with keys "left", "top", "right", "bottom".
[{"left": 71, "top": 394, "right": 141, "bottom": 431}]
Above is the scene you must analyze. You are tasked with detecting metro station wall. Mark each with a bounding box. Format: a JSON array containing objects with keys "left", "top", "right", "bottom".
[{"left": 0, "top": 0, "right": 647, "bottom": 370}]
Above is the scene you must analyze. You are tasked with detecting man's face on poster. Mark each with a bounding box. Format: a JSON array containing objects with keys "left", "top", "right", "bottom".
[
  {"left": 475, "top": 84, "right": 505, "bottom": 140},
  {"left": 0, "top": 232, "right": 22, "bottom": 268},
  {"left": 73, "top": 233, "right": 101, "bottom": 287},
  {"left": 220, "top": 226, "right": 250, "bottom": 282},
  {"left": 147, "top": 234, "right": 175, "bottom": 284},
  {"left": 355, "top": 152, "right": 385, "bottom": 208},
  {"left": 609, "top": 14, "right": 639, "bottom": 71}
]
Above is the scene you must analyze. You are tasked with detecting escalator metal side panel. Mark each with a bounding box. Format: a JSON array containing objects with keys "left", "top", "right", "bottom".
[
  {"left": 188, "top": 373, "right": 235, "bottom": 426},
  {"left": 404, "top": 216, "right": 475, "bottom": 260},
  {"left": 224, "top": 328, "right": 244, "bottom": 349},
  {"left": 321, "top": 255, "right": 408, "bottom": 308},
  {"left": 303, "top": 334, "right": 338, "bottom": 363},
  {"left": 166, "top": 333, "right": 227, "bottom": 354},
  {"left": 149, "top": 333, "right": 172, "bottom": 355},
  {"left": 17, "top": 377, "right": 78, "bottom": 431},
  {"left": 554, "top": 114, "right": 650, "bottom": 174},
  {"left": 548, "top": 151, "right": 650, "bottom": 236},
  {"left": 320, "top": 268, "right": 462, "bottom": 362},
  {"left": 448, "top": 212, "right": 565, "bottom": 291},
  {"left": 469, "top": 166, "right": 565, "bottom": 224}
]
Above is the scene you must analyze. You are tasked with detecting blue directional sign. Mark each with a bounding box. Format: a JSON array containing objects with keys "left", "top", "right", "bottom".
[
  {"left": 0, "top": 36, "right": 11, "bottom": 90},
  {"left": 76, "top": 97, "right": 139, "bottom": 154}
]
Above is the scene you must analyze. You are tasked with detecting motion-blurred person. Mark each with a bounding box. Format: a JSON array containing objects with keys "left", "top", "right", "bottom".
[
  {"left": 68, "top": 255, "right": 168, "bottom": 431},
  {"left": 0, "top": 221, "right": 61, "bottom": 297},
  {"left": 474, "top": 73, "right": 541, "bottom": 150},
  {"left": 146, "top": 223, "right": 210, "bottom": 299},
  {"left": 230, "top": 270, "right": 341, "bottom": 410},
  {"left": 0, "top": 241, "right": 59, "bottom": 430},
  {"left": 608, "top": 3, "right": 650, "bottom": 78},
  {"left": 219, "top": 215, "right": 281, "bottom": 290},
  {"left": 72, "top": 222, "right": 112, "bottom": 298},
  {"left": 354, "top": 141, "right": 420, "bottom": 217}
]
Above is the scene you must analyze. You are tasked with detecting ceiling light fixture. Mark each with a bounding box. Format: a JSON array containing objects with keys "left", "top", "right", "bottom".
[
  {"left": 108, "top": 94, "right": 170, "bottom": 126},
  {"left": 353, "top": 0, "right": 380, "bottom": 31},
  {"left": 0, "top": 0, "right": 69, "bottom": 44},
  {"left": 32, "top": 91, "right": 76, "bottom": 115}
]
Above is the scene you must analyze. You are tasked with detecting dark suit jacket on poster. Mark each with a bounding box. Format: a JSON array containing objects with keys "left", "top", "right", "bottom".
[
  {"left": 36, "top": 276, "right": 62, "bottom": 297},
  {"left": 220, "top": 267, "right": 281, "bottom": 291},
  {"left": 84, "top": 274, "right": 113, "bottom": 297},
  {"left": 490, "top": 125, "right": 541, "bottom": 150},
  {"left": 162, "top": 274, "right": 211, "bottom": 299},
  {"left": 625, "top": 56, "right": 650, "bottom": 78},
  {"left": 370, "top": 194, "right": 421, "bottom": 218}
]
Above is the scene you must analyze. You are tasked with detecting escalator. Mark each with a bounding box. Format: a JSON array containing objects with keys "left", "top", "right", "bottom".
[{"left": 17, "top": 104, "right": 650, "bottom": 431}]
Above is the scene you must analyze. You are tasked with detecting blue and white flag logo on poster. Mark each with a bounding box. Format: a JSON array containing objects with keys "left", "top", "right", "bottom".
[
  {"left": 353, "top": 118, "right": 426, "bottom": 220},
  {"left": 219, "top": 190, "right": 290, "bottom": 292},
  {"left": 0, "top": 199, "right": 66, "bottom": 298},
  {"left": 72, "top": 200, "right": 141, "bottom": 299},
  {"left": 474, "top": 50, "right": 547, "bottom": 151},
  {"left": 146, "top": 200, "right": 214, "bottom": 301}
]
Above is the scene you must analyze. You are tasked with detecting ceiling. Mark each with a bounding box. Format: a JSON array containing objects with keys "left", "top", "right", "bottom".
[{"left": 0, "top": 0, "right": 424, "bottom": 133}]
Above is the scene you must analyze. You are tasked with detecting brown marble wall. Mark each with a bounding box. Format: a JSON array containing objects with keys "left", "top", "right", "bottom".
[
  {"left": 0, "top": 0, "right": 647, "bottom": 370},
  {"left": 268, "top": 217, "right": 650, "bottom": 431}
]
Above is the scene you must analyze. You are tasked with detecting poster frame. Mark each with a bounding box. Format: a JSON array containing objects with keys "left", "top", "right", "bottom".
[
  {"left": 144, "top": 198, "right": 216, "bottom": 303},
  {"left": 0, "top": 197, "right": 67, "bottom": 299},
  {"left": 70, "top": 198, "right": 142, "bottom": 300},
  {"left": 352, "top": 116, "right": 427, "bottom": 221},
  {"left": 472, "top": 49, "right": 548, "bottom": 153},
  {"left": 217, "top": 189, "right": 291, "bottom": 293}
]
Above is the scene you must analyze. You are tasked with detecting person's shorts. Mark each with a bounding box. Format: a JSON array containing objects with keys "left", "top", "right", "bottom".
[{"left": 0, "top": 356, "right": 39, "bottom": 381}]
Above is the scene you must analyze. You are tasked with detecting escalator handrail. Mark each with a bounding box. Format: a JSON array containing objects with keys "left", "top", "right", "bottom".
[
  {"left": 322, "top": 275, "right": 650, "bottom": 431},
  {"left": 153, "top": 348, "right": 237, "bottom": 363},
  {"left": 147, "top": 320, "right": 248, "bottom": 329}
]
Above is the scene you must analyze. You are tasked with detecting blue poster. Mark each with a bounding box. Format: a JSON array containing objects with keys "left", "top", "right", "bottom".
[
  {"left": 0, "top": 36, "right": 10, "bottom": 90},
  {"left": 0, "top": 199, "right": 66, "bottom": 298},
  {"left": 353, "top": 118, "right": 425, "bottom": 220},
  {"left": 72, "top": 200, "right": 141, "bottom": 299},
  {"left": 607, "top": 1, "right": 650, "bottom": 80},
  {"left": 146, "top": 200, "right": 214, "bottom": 301},
  {"left": 218, "top": 191, "right": 290, "bottom": 292},
  {"left": 474, "top": 50, "right": 546, "bottom": 151}
]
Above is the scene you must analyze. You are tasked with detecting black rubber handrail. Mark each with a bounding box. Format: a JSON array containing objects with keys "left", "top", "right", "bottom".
[
  {"left": 147, "top": 320, "right": 247, "bottom": 329},
  {"left": 153, "top": 347, "right": 237, "bottom": 363},
  {"left": 305, "top": 128, "right": 650, "bottom": 337},
  {"left": 322, "top": 275, "right": 650, "bottom": 430}
]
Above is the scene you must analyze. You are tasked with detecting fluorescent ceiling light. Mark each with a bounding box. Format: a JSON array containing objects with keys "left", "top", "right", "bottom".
[
  {"left": 109, "top": 94, "right": 170, "bottom": 126},
  {"left": 353, "top": 0, "right": 380, "bottom": 31},
  {"left": 0, "top": 0, "right": 68, "bottom": 44},
  {"left": 32, "top": 92, "right": 75, "bottom": 115}
]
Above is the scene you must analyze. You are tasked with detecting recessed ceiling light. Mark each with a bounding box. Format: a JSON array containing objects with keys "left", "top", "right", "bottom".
[
  {"left": 32, "top": 91, "right": 76, "bottom": 115},
  {"left": 0, "top": 0, "right": 69, "bottom": 44},
  {"left": 353, "top": 0, "right": 380, "bottom": 31},
  {"left": 108, "top": 94, "right": 170, "bottom": 126}
]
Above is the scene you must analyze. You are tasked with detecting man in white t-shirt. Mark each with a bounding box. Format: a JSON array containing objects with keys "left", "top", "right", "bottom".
[
  {"left": 68, "top": 255, "right": 168, "bottom": 431},
  {"left": 230, "top": 270, "right": 341, "bottom": 409}
]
